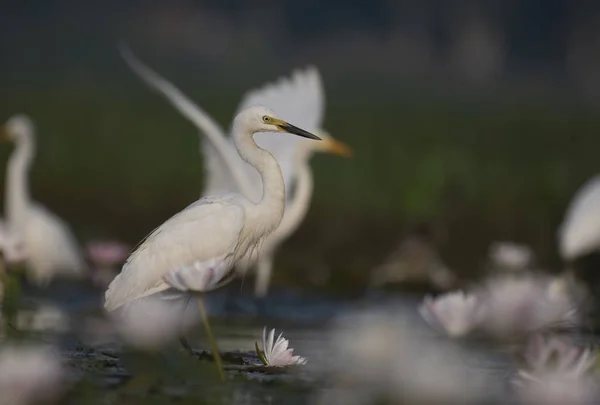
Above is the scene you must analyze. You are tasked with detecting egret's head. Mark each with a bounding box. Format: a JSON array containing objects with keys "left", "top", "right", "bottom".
[
  {"left": 314, "top": 130, "right": 353, "bottom": 158},
  {"left": 1, "top": 114, "right": 35, "bottom": 142},
  {"left": 234, "top": 106, "right": 321, "bottom": 140}
]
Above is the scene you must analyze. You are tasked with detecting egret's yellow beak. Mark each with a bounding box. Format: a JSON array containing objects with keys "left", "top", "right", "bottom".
[
  {"left": 323, "top": 137, "right": 353, "bottom": 158},
  {"left": 272, "top": 118, "right": 321, "bottom": 140}
]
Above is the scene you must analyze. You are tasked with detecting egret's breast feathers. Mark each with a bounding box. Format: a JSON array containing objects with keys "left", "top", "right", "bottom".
[{"left": 104, "top": 196, "right": 246, "bottom": 311}]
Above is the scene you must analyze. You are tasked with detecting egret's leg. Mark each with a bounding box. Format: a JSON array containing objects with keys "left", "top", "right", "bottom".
[
  {"left": 197, "top": 295, "right": 225, "bottom": 382},
  {"left": 254, "top": 256, "right": 274, "bottom": 298},
  {"left": 179, "top": 294, "right": 194, "bottom": 355}
]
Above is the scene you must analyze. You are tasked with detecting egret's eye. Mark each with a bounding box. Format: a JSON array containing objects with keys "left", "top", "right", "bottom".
[{"left": 262, "top": 116, "right": 271, "bottom": 123}]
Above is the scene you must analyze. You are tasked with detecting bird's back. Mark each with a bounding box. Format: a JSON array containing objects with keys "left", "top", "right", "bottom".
[
  {"left": 559, "top": 175, "right": 600, "bottom": 260},
  {"left": 104, "top": 195, "right": 246, "bottom": 311},
  {"left": 22, "top": 204, "right": 87, "bottom": 284}
]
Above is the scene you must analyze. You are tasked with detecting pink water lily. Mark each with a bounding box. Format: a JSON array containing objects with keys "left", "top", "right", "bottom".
[
  {"left": 476, "top": 275, "right": 578, "bottom": 338},
  {"left": 419, "top": 291, "right": 483, "bottom": 337},
  {"left": 85, "top": 240, "right": 129, "bottom": 267},
  {"left": 256, "top": 327, "right": 307, "bottom": 367},
  {"left": 514, "top": 335, "right": 598, "bottom": 405},
  {"left": 521, "top": 335, "right": 597, "bottom": 377}
]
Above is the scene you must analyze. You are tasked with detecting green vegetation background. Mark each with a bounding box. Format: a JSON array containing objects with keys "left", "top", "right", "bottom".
[{"left": 2, "top": 62, "right": 599, "bottom": 292}]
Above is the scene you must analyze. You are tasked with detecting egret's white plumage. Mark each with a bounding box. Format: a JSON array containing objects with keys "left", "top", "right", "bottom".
[
  {"left": 2, "top": 115, "right": 87, "bottom": 284},
  {"left": 558, "top": 175, "right": 600, "bottom": 260},
  {"left": 104, "top": 106, "right": 320, "bottom": 311},
  {"left": 121, "top": 48, "right": 351, "bottom": 296}
]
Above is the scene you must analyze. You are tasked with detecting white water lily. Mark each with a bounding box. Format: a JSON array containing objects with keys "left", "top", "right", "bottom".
[
  {"left": 419, "top": 291, "right": 483, "bottom": 337},
  {"left": 488, "top": 241, "right": 533, "bottom": 272},
  {"left": 514, "top": 335, "right": 598, "bottom": 405},
  {"left": 522, "top": 334, "right": 597, "bottom": 377},
  {"left": 93, "top": 294, "right": 199, "bottom": 350},
  {"left": 315, "top": 309, "right": 497, "bottom": 405},
  {"left": 477, "top": 274, "right": 578, "bottom": 338},
  {"left": 0, "top": 345, "right": 65, "bottom": 405},
  {"left": 256, "top": 327, "right": 307, "bottom": 367}
]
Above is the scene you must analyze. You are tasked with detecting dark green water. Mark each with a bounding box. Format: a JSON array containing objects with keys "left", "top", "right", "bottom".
[{"left": 8, "top": 279, "right": 526, "bottom": 405}]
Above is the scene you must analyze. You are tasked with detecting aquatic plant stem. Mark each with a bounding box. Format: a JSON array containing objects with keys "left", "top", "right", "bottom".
[{"left": 197, "top": 295, "right": 225, "bottom": 382}]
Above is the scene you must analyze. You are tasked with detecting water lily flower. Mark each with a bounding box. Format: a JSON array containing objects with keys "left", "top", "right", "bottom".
[
  {"left": 477, "top": 274, "right": 578, "bottom": 339},
  {"left": 256, "top": 327, "right": 307, "bottom": 367},
  {"left": 488, "top": 241, "right": 533, "bottom": 272},
  {"left": 419, "top": 290, "right": 483, "bottom": 337},
  {"left": 514, "top": 335, "right": 598, "bottom": 405},
  {"left": 91, "top": 294, "right": 198, "bottom": 350},
  {"left": 86, "top": 240, "right": 130, "bottom": 287},
  {"left": 316, "top": 309, "right": 497, "bottom": 405},
  {"left": 85, "top": 240, "right": 129, "bottom": 268},
  {"left": 0, "top": 345, "right": 65, "bottom": 405}
]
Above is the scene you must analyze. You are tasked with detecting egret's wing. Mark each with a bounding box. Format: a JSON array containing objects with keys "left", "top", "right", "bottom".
[
  {"left": 119, "top": 45, "right": 252, "bottom": 198},
  {"left": 104, "top": 196, "right": 245, "bottom": 311},
  {"left": 559, "top": 174, "right": 600, "bottom": 260},
  {"left": 233, "top": 67, "right": 325, "bottom": 189},
  {"left": 200, "top": 140, "right": 248, "bottom": 197},
  {"left": 24, "top": 204, "right": 87, "bottom": 283}
]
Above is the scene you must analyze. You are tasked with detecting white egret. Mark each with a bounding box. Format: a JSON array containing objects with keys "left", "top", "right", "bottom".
[
  {"left": 558, "top": 175, "right": 600, "bottom": 261},
  {"left": 1, "top": 115, "right": 87, "bottom": 285},
  {"left": 120, "top": 48, "right": 351, "bottom": 297},
  {"left": 104, "top": 106, "right": 321, "bottom": 311}
]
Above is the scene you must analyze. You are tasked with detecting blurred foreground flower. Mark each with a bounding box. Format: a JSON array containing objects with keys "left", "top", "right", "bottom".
[
  {"left": 477, "top": 274, "right": 578, "bottom": 339},
  {"left": 88, "top": 294, "right": 198, "bottom": 350},
  {"left": 315, "top": 308, "right": 497, "bottom": 405},
  {"left": 514, "top": 335, "right": 599, "bottom": 405},
  {"left": 86, "top": 240, "right": 129, "bottom": 287},
  {"left": 0, "top": 345, "right": 65, "bottom": 405},
  {"left": 86, "top": 240, "right": 129, "bottom": 267},
  {"left": 256, "top": 327, "right": 307, "bottom": 367},
  {"left": 488, "top": 241, "right": 533, "bottom": 272},
  {"left": 419, "top": 290, "right": 483, "bottom": 337}
]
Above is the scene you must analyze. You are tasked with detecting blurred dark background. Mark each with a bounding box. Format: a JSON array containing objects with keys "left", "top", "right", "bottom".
[{"left": 2, "top": 0, "right": 600, "bottom": 293}]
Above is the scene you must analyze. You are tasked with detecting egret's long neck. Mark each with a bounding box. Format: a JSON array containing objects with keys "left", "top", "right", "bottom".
[
  {"left": 233, "top": 126, "right": 285, "bottom": 231},
  {"left": 6, "top": 133, "right": 34, "bottom": 228},
  {"left": 272, "top": 159, "right": 313, "bottom": 242}
]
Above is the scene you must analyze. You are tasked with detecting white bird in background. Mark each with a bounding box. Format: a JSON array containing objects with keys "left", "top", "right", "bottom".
[
  {"left": 104, "top": 106, "right": 321, "bottom": 311},
  {"left": 1, "top": 115, "right": 87, "bottom": 285},
  {"left": 558, "top": 175, "right": 600, "bottom": 261},
  {"left": 121, "top": 47, "right": 352, "bottom": 297}
]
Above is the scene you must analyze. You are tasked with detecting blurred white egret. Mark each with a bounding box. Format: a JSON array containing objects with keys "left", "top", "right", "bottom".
[
  {"left": 558, "top": 175, "right": 600, "bottom": 261},
  {"left": 104, "top": 106, "right": 321, "bottom": 311},
  {"left": 0, "top": 219, "right": 27, "bottom": 265},
  {"left": 121, "top": 48, "right": 351, "bottom": 297},
  {"left": 1, "top": 115, "right": 87, "bottom": 285}
]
